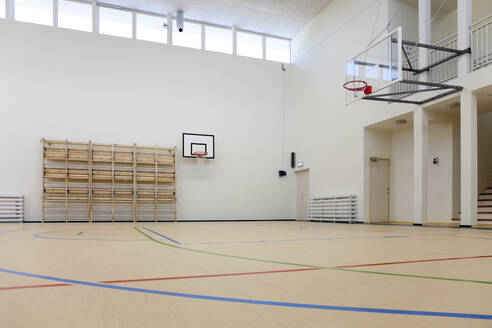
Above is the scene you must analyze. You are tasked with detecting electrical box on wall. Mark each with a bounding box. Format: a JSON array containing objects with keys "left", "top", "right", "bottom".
[{"left": 433, "top": 157, "right": 439, "bottom": 164}]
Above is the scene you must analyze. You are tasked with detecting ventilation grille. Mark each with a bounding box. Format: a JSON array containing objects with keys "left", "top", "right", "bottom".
[
  {"left": 0, "top": 195, "right": 24, "bottom": 222},
  {"left": 308, "top": 195, "right": 357, "bottom": 223}
]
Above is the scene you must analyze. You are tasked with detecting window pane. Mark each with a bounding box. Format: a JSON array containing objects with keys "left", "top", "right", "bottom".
[
  {"left": 15, "top": 0, "right": 53, "bottom": 26},
  {"left": 136, "top": 13, "right": 167, "bottom": 44},
  {"left": 237, "top": 31, "right": 262, "bottom": 59},
  {"left": 59, "top": 0, "right": 92, "bottom": 32},
  {"left": 99, "top": 6, "right": 132, "bottom": 38},
  {"left": 266, "top": 37, "right": 290, "bottom": 63},
  {"left": 172, "top": 20, "right": 201, "bottom": 49},
  {"left": 205, "top": 25, "right": 232, "bottom": 54},
  {"left": 0, "top": 0, "right": 5, "bottom": 18}
]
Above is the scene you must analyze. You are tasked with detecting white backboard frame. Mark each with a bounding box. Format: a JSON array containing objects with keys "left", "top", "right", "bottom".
[
  {"left": 344, "top": 27, "right": 403, "bottom": 105},
  {"left": 182, "top": 133, "right": 215, "bottom": 159}
]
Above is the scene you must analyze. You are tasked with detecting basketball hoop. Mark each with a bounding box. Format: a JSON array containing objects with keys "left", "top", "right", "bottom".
[
  {"left": 193, "top": 151, "right": 208, "bottom": 158},
  {"left": 343, "top": 80, "right": 372, "bottom": 95}
]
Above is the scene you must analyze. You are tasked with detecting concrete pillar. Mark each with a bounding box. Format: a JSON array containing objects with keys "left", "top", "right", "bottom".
[
  {"left": 201, "top": 24, "right": 206, "bottom": 50},
  {"left": 414, "top": 107, "right": 428, "bottom": 225},
  {"left": 460, "top": 89, "right": 478, "bottom": 227},
  {"left": 457, "top": 0, "right": 472, "bottom": 76},
  {"left": 92, "top": 0, "right": 99, "bottom": 34},
  {"left": 418, "top": 0, "right": 431, "bottom": 83},
  {"left": 167, "top": 13, "right": 172, "bottom": 45},
  {"left": 6, "top": 0, "right": 14, "bottom": 19},
  {"left": 132, "top": 12, "right": 137, "bottom": 39},
  {"left": 232, "top": 26, "right": 237, "bottom": 55},
  {"left": 53, "top": 0, "right": 58, "bottom": 27}
]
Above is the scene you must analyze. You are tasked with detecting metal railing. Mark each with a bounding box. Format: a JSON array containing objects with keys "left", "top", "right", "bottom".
[
  {"left": 472, "top": 14, "right": 492, "bottom": 71},
  {"left": 391, "top": 34, "right": 459, "bottom": 98}
]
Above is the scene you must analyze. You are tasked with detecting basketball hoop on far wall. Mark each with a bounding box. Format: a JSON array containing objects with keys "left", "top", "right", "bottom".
[
  {"left": 343, "top": 80, "right": 373, "bottom": 95},
  {"left": 193, "top": 151, "right": 208, "bottom": 159}
]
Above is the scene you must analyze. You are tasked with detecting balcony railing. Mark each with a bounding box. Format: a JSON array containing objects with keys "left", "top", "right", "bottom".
[
  {"left": 472, "top": 14, "right": 492, "bottom": 71},
  {"left": 389, "top": 16, "right": 491, "bottom": 101}
]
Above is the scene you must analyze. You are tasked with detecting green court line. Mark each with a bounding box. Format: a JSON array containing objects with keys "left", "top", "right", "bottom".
[
  {"left": 135, "top": 227, "right": 492, "bottom": 285},
  {"left": 76, "top": 232, "right": 84, "bottom": 236}
]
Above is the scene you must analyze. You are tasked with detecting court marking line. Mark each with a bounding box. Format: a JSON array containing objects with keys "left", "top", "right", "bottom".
[
  {"left": 137, "top": 226, "right": 492, "bottom": 285},
  {"left": 141, "top": 226, "right": 181, "bottom": 244},
  {"left": 336, "top": 255, "right": 492, "bottom": 268},
  {"left": 0, "top": 268, "right": 319, "bottom": 291},
  {"left": 181, "top": 235, "right": 410, "bottom": 245},
  {"left": 34, "top": 230, "right": 147, "bottom": 242},
  {"left": 77, "top": 232, "right": 84, "bottom": 236},
  {"left": 0, "top": 283, "right": 70, "bottom": 290},
  {"left": 0, "top": 225, "right": 40, "bottom": 236},
  {"left": 0, "top": 267, "right": 491, "bottom": 320}
]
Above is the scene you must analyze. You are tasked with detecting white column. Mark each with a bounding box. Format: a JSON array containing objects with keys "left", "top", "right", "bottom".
[
  {"left": 457, "top": 0, "right": 472, "bottom": 76},
  {"left": 232, "top": 26, "right": 237, "bottom": 55},
  {"left": 262, "top": 35, "right": 266, "bottom": 60},
  {"left": 201, "top": 24, "right": 205, "bottom": 50},
  {"left": 132, "top": 11, "right": 137, "bottom": 39},
  {"left": 460, "top": 89, "right": 478, "bottom": 227},
  {"left": 6, "top": 0, "right": 14, "bottom": 19},
  {"left": 414, "top": 107, "right": 428, "bottom": 225},
  {"left": 53, "top": 0, "right": 59, "bottom": 27},
  {"left": 418, "top": 0, "right": 431, "bottom": 83},
  {"left": 167, "top": 13, "right": 172, "bottom": 45},
  {"left": 92, "top": 0, "right": 99, "bottom": 33}
]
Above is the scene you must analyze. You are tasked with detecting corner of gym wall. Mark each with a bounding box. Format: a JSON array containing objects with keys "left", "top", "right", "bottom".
[{"left": 0, "top": 20, "right": 293, "bottom": 221}]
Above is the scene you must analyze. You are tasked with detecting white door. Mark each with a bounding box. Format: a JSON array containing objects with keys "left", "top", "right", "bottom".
[
  {"left": 369, "top": 158, "right": 390, "bottom": 223},
  {"left": 296, "top": 169, "right": 309, "bottom": 220}
]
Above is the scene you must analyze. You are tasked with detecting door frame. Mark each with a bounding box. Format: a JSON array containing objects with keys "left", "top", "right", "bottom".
[
  {"left": 295, "top": 168, "right": 310, "bottom": 221},
  {"left": 368, "top": 157, "right": 391, "bottom": 224}
]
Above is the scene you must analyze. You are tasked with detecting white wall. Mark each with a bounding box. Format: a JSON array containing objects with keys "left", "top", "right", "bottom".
[
  {"left": 388, "top": 0, "right": 418, "bottom": 42},
  {"left": 432, "top": 0, "right": 492, "bottom": 43},
  {"left": 0, "top": 20, "right": 293, "bottom": 221}
]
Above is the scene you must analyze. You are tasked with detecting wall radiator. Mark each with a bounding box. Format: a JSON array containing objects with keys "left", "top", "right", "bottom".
[
  {"left": 0, "top": 195, "right": 24, "bottom": 222},
  {"left": 308, "top": 195, "right": 357, "bottom": 223}
]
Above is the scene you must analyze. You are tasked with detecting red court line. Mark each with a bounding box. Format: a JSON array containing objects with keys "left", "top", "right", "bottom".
[
  {"left": 3, "top": 255, "right": 492, "bottom": 291},
  {"left": 0, "top": 268, "right": 319, "bottom": 291},
  {"left": 101, "top": 268, "right": 319, "bottom": 284},
  {"left": 335, "top": 255, "right": 492, "bottom": 268}
]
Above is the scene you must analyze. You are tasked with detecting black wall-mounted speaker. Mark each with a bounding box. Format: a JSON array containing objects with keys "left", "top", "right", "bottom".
[
  {"left": 291, "top": 152, "right": 296, "bottom": 168},
  {"left": 278, "top": 170, "right": 287, "bottom": 177}
]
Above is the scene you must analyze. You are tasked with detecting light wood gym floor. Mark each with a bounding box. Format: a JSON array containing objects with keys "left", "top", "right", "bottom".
[{"left": 0, "top": 221, "right": 491, "bottom": 327}]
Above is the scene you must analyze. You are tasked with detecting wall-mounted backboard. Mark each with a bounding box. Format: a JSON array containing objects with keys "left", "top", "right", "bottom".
[
  {"left": 182, "top": 133, "right": 215, "bottom": 159},
  {"left": 344, "top": 26, "right": 465, "bottom": 105},
  {"left": 345, "top": 27, "right": 402, "bottom": 104}
]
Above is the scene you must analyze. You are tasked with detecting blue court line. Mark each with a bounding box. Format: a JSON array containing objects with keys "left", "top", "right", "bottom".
[
  {"left": 34, "top": 231, "right": 147, "bottom": 242},
  {"left": 0, "top": 267, "right": 491, "bottom": 320},
  {"left": 141, "top": 226, "right": 181, "bottom": 245},
  {"left": 0, "top": 226, "right": 39, "bottom": 235}
]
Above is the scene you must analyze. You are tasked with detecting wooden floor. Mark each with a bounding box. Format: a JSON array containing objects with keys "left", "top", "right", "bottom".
[{"left": 0, "top": 221, "right": 491, "bottom": 327}]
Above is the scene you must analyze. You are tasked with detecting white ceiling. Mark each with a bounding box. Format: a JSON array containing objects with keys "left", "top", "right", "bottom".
[{"left": 100, "top": 0, "right": 334, "bottom": 38}]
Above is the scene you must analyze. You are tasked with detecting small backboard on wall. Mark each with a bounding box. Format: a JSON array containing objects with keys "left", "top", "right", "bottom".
[{"left": 182, "top": 133, "right": 215, "bottom": 159}]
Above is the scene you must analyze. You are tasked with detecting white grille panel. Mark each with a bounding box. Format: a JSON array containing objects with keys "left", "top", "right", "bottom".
[
  {"left": 0, "top": 195, "right": 24, "bottom": 222},
  {"left": 308, "top": 195, "right": 357, "bottom": 223}
]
